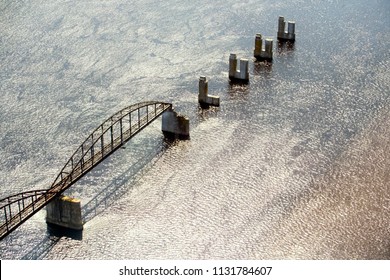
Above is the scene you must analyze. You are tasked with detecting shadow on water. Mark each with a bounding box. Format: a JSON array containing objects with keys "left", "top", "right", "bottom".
[
  {"left": 21, "top": 225, "right": 81, "bottom": 259},
  {"left": 253, "top": 61, "right": 273, "bottom": 77},
  {"left": 21, "top": 234, "right": 61, "bottom": 260},
  {"left": 277, "top": 40, "right": 295, "bottom": 53},
  {"left": 197, "top": 104, "right": 220, "bottom": 120},
  {"left": 47, "top": 223, "right": 83, "bottom": 240},
  {"left": 81, "top": 138, "right": 171, "bottom": 224},
  {"left": 227, "top": 82, "right": 250, "bottom": 96}
]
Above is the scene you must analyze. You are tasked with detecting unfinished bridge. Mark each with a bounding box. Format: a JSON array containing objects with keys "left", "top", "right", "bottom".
[{"left": 0, "top": 101, "right": 175, "bottom": 240}]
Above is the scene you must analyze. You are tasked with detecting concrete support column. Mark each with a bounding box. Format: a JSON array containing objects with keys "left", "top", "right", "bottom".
[
  {"left": 254, "top": 34, "right": 273, "bottom": 62},
  {"left": 288, "top": 21, "right": 295, "bottom": 35},
  {"left": 199, "top": 76, "right": 208, "bottom": 100},
  {"left": 254, "top": 34, "right": 263, "bottom": 58},
  {"left": 239, "top": 59, "right": 249, "bottom": 80},
  {"left": 46, "top": 195, "right": 83, "bottom": 230},
  {"left": 198, "top": 76, "right": 220, "bottom": 108},
  {"left": 265, "top": 39, "right": 273, "bottom": 55},
  {"left": 229, "top": 53, "right": 249, "bottom": 84},
  {"left": 277, "top": 16, "right": 296, "bottom": 42},
  {"left": 229, "top": 54, "right": 238, "bottom": 79},
  {"left": 278, "top": 16, "right": 285, "bottom": 37},
  {"left": 162, "top": 108, "right": 190, "bottom": 140}
]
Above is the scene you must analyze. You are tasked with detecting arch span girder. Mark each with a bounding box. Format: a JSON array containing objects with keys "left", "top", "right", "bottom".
[{"left": 0, "top": 101, "right": 172, "bottom": 240}]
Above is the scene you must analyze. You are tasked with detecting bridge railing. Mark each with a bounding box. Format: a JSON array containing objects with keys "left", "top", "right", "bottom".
[{"left": 0, "top": 190, "right": 57, "bottom": 236}]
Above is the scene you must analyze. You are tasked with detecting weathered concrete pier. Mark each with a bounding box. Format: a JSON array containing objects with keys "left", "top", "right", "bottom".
[
  {"left": 198, "top": 76, "right": 220, "bottom": 108},
  {"left": 277, "top": 16, "right": 295, "bottom": 42},
  {"left": 254, "top": 34, "right": 273, "bottom": 62},
  {"left": 229, "top": 53, "right": 249, "bottom": 84},
  {"left": 162, "top": 108, "right": 190, "bottom": 139},
  {"left": 46, "top": 195, "right": 83, "bottom": 231}
]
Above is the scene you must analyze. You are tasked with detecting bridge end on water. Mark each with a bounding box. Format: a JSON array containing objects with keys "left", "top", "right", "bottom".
[
  {"left": 46, "top": 195, "right": 83, "bottom": 231},
  {"left": 162, "top": 108, "right": 190, "bottom": 140}
]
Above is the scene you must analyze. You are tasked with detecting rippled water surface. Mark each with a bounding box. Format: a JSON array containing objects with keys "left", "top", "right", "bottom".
[{"left": 0, "top": 0, "right": 389, "bottom": 259}]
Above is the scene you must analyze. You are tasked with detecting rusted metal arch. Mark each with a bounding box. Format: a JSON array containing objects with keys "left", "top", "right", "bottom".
[
  {"left": 0, "top": 190, "right": 49, "bottom": 205},
  {"left": 0, "top": 190, "right": 58, "bottom": 236},
  {"left": 50, "top": 101, "right": 172, "bottom": 192},
  {"left": 0, "top": 101, "right": 172, "bottom": 240}
]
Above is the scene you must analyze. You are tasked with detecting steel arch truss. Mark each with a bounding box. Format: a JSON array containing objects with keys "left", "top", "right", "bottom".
[{"left": 0, "top": 101, "right": 172, "bottom": 240}]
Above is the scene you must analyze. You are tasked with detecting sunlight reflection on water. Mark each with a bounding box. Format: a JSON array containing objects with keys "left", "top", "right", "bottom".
[{"left": 0, "top": 0, "right": 389, "bottom": 259}]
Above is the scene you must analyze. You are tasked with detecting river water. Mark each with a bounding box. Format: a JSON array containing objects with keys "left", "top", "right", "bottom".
[{"left": 0, "top": 0, "right": 389, "bottom": 259}]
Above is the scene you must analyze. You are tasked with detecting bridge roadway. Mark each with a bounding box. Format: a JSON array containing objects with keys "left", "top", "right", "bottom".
[{"left": 0, "top": 101, "right": 172, "bottom": 240}]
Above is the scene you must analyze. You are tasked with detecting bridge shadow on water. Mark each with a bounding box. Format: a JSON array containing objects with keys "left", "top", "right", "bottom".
[
  {"left": 21, "top": 234, "right": 61, "bottom": 260},
  {"left": 21, "top": 136, "right": 175, "bottom": 259},
  {"left": 21, "top": 225, "right": 83, "bottom": 259},
  {"left": 80, "top": 137, "right": 172, "bottom": 224}
]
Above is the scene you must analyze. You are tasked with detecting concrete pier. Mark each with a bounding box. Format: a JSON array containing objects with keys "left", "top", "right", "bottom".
[
  {"left": 162, "top": 108, "right": 190, "bottom": 140},
  {"left": 229, "top": 53, "right": 249, "bottom": 84},
  {"left": 198, "top": 76, "right": 220, "bottom": 108},
  {"left": 46, "top": 195, "right": 83, "bottom": 230},
  {"left": 277, "top": 16, "right": 295, "bottom": 42},
  {"left": 254, "top": 34, "right": 273, "bottom": 62}
]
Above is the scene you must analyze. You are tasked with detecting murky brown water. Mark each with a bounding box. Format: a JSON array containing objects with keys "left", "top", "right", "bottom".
[{"left": 0, "top": 0, "right": 389, "bottom": 259}]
